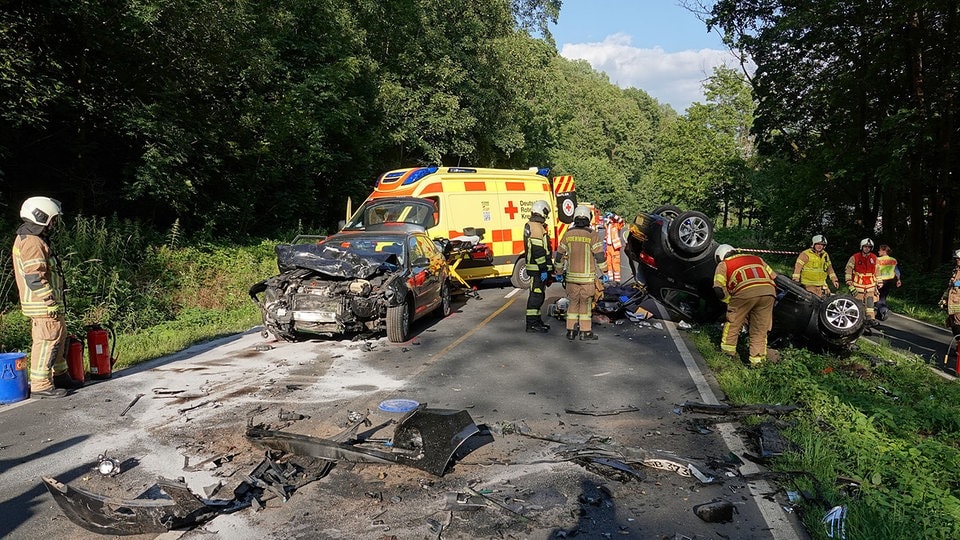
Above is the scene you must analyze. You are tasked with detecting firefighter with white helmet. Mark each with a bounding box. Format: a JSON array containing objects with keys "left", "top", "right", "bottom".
[
  {"left": 713, "top": 244, "right": 778, "bottom": 367},
  {"left": 555, "top": 205, "right": 607, "bottom": 340},
  {"left": 12, "top": 196, "right": 81, "bottom": 398},
  {"left": 603, "top": 212, "right": 624, "bottom": 284},
  {"left": 845, "top": 238, "right": 880, "bottom": 325},
  {"left": 523, "top": 200, "right": 554, "bottom": 332},
  {"left": 792, "top": 234, "right": 840, "bottom": 297}
]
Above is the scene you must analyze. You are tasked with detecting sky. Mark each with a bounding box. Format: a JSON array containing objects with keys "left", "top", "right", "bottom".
[{"left": 549, "top": 0, "right": 741, "bottom": 112}]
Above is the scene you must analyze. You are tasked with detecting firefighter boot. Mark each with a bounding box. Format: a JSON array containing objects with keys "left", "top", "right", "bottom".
[
  {"left": 579, "top": 331, "right": 598, "bottom": 341},
  {"left": 526, "top": 317, "right": 549, "bottom": 333},
  {"left": 32, "top": 386, "right": 68, "bottom": 399},
  {"left": 53, "top": 373, "right": 84, "bottom": 389},
  {"left": 566, "top": 329, "right": 578, "bottom": 341}
]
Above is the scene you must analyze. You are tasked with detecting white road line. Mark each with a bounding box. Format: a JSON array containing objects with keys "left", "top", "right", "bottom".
[
  {"left": 664, "top": 320, "right": 802, "bottom": 540},
  {"left": 505, "top": 288, "right": 521, "bottom": 298}
]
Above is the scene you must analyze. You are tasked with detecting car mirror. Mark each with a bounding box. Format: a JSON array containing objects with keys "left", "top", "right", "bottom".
[{"left": 411, "top": 257, "right": 430, "bottom": 268}]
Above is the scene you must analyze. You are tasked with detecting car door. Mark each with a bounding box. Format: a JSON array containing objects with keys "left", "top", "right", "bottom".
[{"left": 407, "top": 234, "right": 436, "bottom": 318}]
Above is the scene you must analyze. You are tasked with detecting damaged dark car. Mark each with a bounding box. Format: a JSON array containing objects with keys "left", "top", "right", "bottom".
[
  {"left": 624, "top": 205, "right": 866, "bottom": 350},
  {"left": 250, "top": 224, "right": 452, "bottom": 343}
]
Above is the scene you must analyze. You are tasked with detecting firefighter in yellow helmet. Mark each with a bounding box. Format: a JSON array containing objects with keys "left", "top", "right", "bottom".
[
  {"left": 845, "top": 238, "right": 880, "bottom": 325},
  {"left": 713, "top": 244, "right": 778, "bottom": 367},
  {"left": 556, "top": 205, "right": 607, "bottom": 340},
  {"left": 792, "top": 234, "right": 840, "bottom": 297},
  {"left": 12, "top": 196, "right": 81, "bottom": 398},
  {"left": 524, "top": 200, "right": 554, "bottom": 332}
]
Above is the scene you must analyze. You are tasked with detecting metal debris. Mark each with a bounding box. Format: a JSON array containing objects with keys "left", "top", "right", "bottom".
[
  {"left": 119, "top": 393, "right": 145, "bottom": 417},
  {"left": 675, "top": 401, "right": 799, "bottom": 416},
  {"left": 564, "top": 406, "right": 639, "bottom": 416},
  {"left": 556, "top": 444, "right": 719, "bottom": 484}
]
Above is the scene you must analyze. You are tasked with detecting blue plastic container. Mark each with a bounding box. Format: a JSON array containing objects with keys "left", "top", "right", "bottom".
[{"left": 0, "top": 352, "right": 30, "bottom": 404}]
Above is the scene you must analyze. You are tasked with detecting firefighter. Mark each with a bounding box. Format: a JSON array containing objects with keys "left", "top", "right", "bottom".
[
  {"left": 845, "top": 238, "right": 880, "bottom": 325},
  {"left": 12, "top": 197, "right": 80, "bottom": 398},
  {"left": 556, "top": 205, "right": 608, "bottom": 340},
  {"left": 791, "top": 234, "right": 840, "bottom": 297},
  {"left": 524, "top": 200, "right": 554, "bottom": 333},
  {"left": 939, "top": 249, "right": 960, "bottom": 337},
  {"left": 604, "top": 213, "right": 624, "bottom": 285},
  {"left": 713, "top": 244, "right": 778, "bottom": 367},
  {"left": 875, "top": 244, "right": 901, "bottom": 320}
]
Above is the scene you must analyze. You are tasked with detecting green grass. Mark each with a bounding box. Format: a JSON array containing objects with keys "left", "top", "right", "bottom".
[{"left": 691, "top": 327, "right": 960, "bottom": 539}]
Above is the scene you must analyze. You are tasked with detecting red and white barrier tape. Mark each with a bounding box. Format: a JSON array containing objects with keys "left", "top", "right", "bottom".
[{"left": 736, "top": 247, "right": 801, "bottom": 255}]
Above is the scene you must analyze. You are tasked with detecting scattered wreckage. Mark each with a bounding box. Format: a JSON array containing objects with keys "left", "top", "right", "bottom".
[
  {"left": 624, "top": 205, "right": 867, "bottom": 350},
  {"left": 249, "top": 224, "right": 453, "bottom": 343}
]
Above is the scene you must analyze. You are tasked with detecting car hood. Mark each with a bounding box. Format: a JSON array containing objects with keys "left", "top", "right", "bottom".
[{"left": 276, "top": 243, "right": 399, "bottom": 279}]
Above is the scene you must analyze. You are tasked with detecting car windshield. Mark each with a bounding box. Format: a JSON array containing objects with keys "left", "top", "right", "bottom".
[
  {"left": 325, "top": 236, "right": 406, "bottom": 266},
  {"left": 343, "top": 200, "right": 436, "bottom": 230}
]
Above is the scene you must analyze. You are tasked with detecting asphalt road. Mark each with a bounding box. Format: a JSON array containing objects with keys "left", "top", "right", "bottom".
[
  {"left": 0, "top": 278, "right": 809, "bottom": 540},
  {"left": 868, "top": 311, "right": 959, "bottom": 377}
]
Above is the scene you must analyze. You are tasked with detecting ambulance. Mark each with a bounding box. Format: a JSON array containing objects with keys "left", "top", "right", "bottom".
[{"left": 343, "top": 167, "right": 577, "bottom": 288}]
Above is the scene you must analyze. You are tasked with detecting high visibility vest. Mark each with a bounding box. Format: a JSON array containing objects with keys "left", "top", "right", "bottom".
[
  {"left": 948, "top": 268, "right": 960, "bottom": 315},
  {"left": 605, "top": 220, "right": 622, "bottom": 250},
  {"left": 794, "top": 248, "right": 834, "bottom": 286},
  {"left": 876, "top": 255, "right": 898, "bottom": 281},
  {"left": 847, "top": 252, "right": 878, "bottom": 288},
  {"left": 722, "top": 254, "right": 776, "bottom": 296}
]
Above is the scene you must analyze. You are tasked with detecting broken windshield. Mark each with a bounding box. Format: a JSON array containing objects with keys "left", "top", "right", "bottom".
[{"left": 343, "top": 198, "right": 437, "bottom": 230}]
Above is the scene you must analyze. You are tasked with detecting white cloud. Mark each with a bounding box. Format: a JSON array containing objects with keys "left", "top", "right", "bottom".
[{"left": 560, "top": 33, "right": 745, "bottom": 112}]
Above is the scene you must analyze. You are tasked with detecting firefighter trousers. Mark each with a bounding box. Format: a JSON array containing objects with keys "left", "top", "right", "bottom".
[
  {"left": 721, "top": 295, "right": 774, "bottom": 363},
  {"left": 29, "top": 315, "right": 68, "bottom": 391},
  {"left": 852, "top": 286, "right": 878, "bottom": 319},
  {"left": 526, "top": 272, "right": 547, "bottom": 322},
  {"left": 565, "top": 282, "right": 594, "bottom": 332}
]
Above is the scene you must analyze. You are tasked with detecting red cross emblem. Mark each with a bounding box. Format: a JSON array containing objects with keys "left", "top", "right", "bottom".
[{"left": 504, "top": 201, "right": 519, "bottom": 219}]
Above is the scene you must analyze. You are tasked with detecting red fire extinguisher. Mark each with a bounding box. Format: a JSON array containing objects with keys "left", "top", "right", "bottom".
[
  {"left": 66, "top": 334, "right": 86, "bottom": 384},
  {"left": 86, "top": 324, "right": 116, "bottom": 380}
]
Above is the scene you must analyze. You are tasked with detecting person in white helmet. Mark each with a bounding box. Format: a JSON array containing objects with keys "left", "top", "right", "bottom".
[
  {"left": 556, "top": 205, "right": 607, "bottom": 340},
  {"left": 939, "top": 249, "right": 960, "bottom": 337},
  {"left": 792, "top": 234, "right": 840, "bottom": 297},
  {"left": 845, "top": 238, "right": 880, "bottom": 325},
  {"left": 713, "top": 244, "right": 778, "bottom": 367},
  {"left": 523, "top": 200, "right": 554, "bottom": 333},
  {"left": 12, "top": 196, "right": 80, "bottom": 398}
]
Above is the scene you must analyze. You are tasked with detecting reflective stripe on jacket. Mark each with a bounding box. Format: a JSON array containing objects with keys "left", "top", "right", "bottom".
[
  {"left": 948, "top": 268, "right": 960, "bottom": 315},
  {"left": 13, "top": 233, "right": 62, "bottom": 317},
  {"left": 792, "top": 248, "right": 836, "bottom": 286},
  {"left": 558, "top": 226, "right": 606, "bottom": 284},
  {"left": 714, "top": 254, "right": 776, "bottom": 300}
]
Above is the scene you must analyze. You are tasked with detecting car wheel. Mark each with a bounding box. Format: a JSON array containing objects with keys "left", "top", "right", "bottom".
[
  {"left": 511, "top": 258, "right": 531, "bottom": 289},
  {"left": 386, "top": 297, "right": 412, "bottom": 343},
  {"left": 437, "top": 280, "right": 452, "bottom": 318},
  {"left": 667, "top": 211, "right": 713, "bottom": 256},
  {"left": 651, "top": 204, "right": 682, "bottom": 220},
  {"left": 818, "top": 294, "right": 865, "bottom": 338}
]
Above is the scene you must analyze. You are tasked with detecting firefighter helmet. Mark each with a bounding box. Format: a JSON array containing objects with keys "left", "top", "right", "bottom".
[
  {"left": 812, "top": 234, "right": 827, "bottom": 245},
  {"left": 954, "top": 249, "right": 960, "bottom": 259},
  {"left": 573, "top": 205, "right": 592, "bottom": 223},
  {"left": 531, "top": 200, "right": 550, "bottom": 218},
  {"left": 20, "top": 196, "right": 62, "bottom": 227},
  {"left": 715, "top": 244, "right": 736, "bottom": 263},
  {"left": 860, "top": 238, "right": 874, "bottom": 248}
]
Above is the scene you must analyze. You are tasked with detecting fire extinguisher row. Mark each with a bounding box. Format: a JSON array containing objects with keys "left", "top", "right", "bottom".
[{"left": 66, "top": 324, "right": 117, "bottom": 383}]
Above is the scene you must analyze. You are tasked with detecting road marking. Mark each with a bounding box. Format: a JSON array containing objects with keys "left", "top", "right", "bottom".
[
  {"left": 505, "top": 288, "right": 521, "bottom": 298},
  {"left": 663, "top": 320, "right": 801, "bottom": 540},
  {"left": 430, "top": 296, "right": 518, "bottom": 364}
]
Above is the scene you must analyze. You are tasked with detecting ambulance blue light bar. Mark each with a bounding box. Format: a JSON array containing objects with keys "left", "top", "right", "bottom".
[{"left": 402, "top": 166, "right": 439, "bottom": 185}]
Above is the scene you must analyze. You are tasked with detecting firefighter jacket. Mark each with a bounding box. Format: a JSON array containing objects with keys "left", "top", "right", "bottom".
[
  {"left": 845, "top": 251, "right": 878, "bottom": 291},
  {"left": 12, "top": 224, "right": 63, "bottom": 318},
  {"left": 876, "top": 255, "right": 900, "bottom": 282},
  {"left": 557, "top": 225, "right": 607, "bottom": 284},
  {"left": 942, "top": 266, "right": 960, "bottom": 315},
  {"left": 792, "top": 248, "right": 838, "bottom": 286},
  {"left": 524, "top": 217, "right": 552, "bottom": 273},
  {"left": 713, "top": 254, "right": 776, "bottom": 303}
]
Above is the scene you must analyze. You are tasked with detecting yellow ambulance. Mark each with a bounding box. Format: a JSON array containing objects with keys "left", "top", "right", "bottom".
[{"left": 344, "top": 167, "right": 577, "bottom": 288}]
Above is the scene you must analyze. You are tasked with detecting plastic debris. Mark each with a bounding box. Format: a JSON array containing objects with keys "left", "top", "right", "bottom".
[{"left": 823, "top": 505, "right": 847, "bottom": 539}]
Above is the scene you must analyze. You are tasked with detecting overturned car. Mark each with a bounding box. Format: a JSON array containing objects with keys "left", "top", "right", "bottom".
[
  {"left": 624, "top": 205, "right": 866, "bottom": 350},
  {"left": 249, "top": 224, "right": 452, "bottom": 343}
]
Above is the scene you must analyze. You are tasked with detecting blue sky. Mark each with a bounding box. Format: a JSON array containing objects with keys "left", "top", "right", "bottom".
[{"left": 550, "top": 0, "right": 742, "bottom": 112}]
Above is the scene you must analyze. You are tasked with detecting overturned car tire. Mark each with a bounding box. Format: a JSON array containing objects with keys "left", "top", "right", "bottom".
[
  {"left": 817, "top": 294, "right": 865, "bottom": 340},
  {"left": 667, "top": 210, "right": 713, "bottom": 256},
  {"left": 387, "top": 297, "right": 412, "bottom": 343},
  {"left": 651, "top": 204, "right": 682, "bottom": 220}
]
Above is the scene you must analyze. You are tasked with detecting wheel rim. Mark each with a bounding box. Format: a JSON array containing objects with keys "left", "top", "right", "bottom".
[
  {"left": 678, "top": 216, "right": 710, "bottom": 249},
  {"left": 824, "top": 297, "right": 860, "bottom": 330},
  {"left": 402, "top": 301, "right": 411, "bottom": 334},
  {"left": 441, "top": 284, "right": 451, "bottom": 314},
  {"left": 519, "top": 266, "right": 529, "bottom": 282}
]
